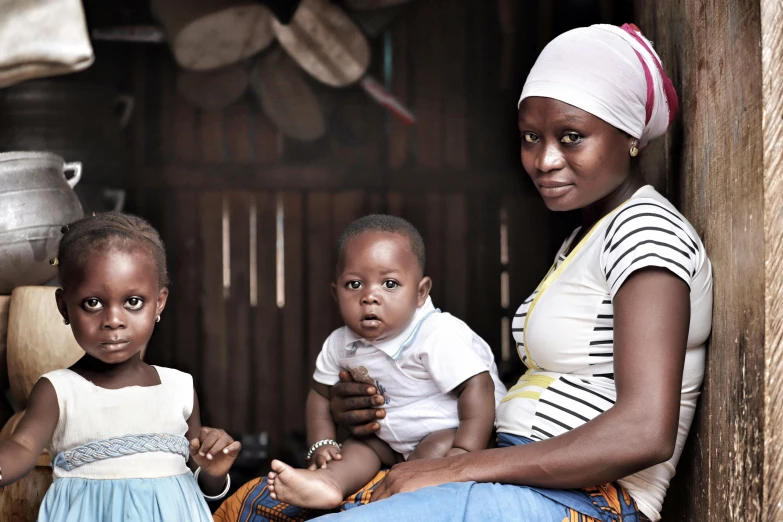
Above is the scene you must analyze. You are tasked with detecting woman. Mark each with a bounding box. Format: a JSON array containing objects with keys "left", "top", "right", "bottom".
[{"left": 216, "top": 23, "right": 712, "bottom": 522}]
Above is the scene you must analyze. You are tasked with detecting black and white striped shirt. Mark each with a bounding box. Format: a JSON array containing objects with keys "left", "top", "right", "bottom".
[{"left": 496, "top": 185, "right": 713, "bottom": 520}]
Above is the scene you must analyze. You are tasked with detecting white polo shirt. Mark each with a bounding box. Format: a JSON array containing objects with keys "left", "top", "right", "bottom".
[{"left": 314, "top": 297, "right": 507, "bottom": 459}]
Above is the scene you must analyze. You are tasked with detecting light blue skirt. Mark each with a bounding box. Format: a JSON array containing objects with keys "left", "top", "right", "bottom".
[{"left": 38, "top": 472, "right": 213, "bottom": 522}]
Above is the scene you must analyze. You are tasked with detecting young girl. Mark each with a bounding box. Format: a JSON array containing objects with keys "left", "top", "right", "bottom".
[{"left": 0, "top": 212, "right": 241, "bottom": 521}]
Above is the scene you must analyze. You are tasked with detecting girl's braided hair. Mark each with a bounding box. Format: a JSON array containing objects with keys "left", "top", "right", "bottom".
[{"left": 55, "top": 212, "right": 170, "bottom": 288}]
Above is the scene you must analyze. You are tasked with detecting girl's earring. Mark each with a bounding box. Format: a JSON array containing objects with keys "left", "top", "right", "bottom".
[
  {"left": 155, "top": 315, "right": 161, "bottom": 323},
  {"left": 630, "top": 141, "right": 640, "bottom": 157},
  {"left": 63, "top": 319, "right": 69, "bottom": 325}
]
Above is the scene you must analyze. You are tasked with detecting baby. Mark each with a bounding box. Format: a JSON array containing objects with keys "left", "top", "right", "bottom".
[{"left": 267, "top": 214, "right": 506, "bottom": 509}]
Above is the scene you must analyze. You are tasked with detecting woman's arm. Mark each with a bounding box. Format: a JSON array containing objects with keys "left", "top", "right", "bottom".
[
  {"left": 0, "top": 378, "right": 59, "bottom": 486},
  {"left": 373, "top": 267, "right": 690, "bottom": 500},
  {"left": 329, "top": 371, "right": 388, "bottom": 436}
]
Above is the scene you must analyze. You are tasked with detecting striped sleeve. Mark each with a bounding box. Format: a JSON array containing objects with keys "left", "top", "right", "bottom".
[{"left": 600, "top": 202, "right": 698, "bottom": 298}]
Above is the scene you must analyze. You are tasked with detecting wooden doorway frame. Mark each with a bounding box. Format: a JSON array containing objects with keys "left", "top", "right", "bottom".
[
  {"left": 634, "top": 1, "right": 783, "bottom": 519},
  {"left": 762, "top": 0, "right": 783, "bottom": 520}
]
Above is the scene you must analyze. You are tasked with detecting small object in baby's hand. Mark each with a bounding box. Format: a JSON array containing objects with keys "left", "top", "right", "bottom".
[{"left": 349, "top": 366, "right": 376, "bottom": 386}]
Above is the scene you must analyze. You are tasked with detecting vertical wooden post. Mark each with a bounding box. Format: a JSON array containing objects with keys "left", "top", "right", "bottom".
[
  {"left": 762, "top": 0, "right": 783, "bottom": 519},
  {"left": 635, "top": 0, "right": 783, "bottom": 519}
]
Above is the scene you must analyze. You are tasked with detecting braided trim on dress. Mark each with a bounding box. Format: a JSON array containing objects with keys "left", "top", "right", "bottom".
[{"left": 53, "top": 433, "right": 189, "bottom": 471}]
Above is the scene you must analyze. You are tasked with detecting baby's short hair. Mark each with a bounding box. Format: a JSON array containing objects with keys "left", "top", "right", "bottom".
[{"left": 336, "top": 214, "right": 426, "bottom": 273}]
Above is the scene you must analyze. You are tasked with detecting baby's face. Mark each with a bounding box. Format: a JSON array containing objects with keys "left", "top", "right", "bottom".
[{"left": 333, "top": 231, "right": 427, "bottom": 343}]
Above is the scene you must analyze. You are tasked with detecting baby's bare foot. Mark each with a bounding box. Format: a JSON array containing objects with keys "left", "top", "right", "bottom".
[{"left": 267, "top": 459, "right": 344, "bottom": 509}]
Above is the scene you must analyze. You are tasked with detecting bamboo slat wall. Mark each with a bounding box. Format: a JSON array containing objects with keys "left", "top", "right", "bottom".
[{"left": 138, "top": 187, "right": 549, "bottom": 449}]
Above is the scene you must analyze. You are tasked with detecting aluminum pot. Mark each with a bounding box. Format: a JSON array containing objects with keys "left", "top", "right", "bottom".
[
  {"left": 0, "top": 80, "right": 133, "bottom": 187},
  {"left": 0, "top": 151, "right": 84, "bottom": 294}
]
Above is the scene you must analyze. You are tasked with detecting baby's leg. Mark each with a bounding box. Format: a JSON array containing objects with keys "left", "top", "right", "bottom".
[
  {"left": 268, "top": 438, "right": 383, "bottom": 510},
  {"left": 407, "top": 428, "right": 457, "bottom": 461},
  {"left": 358, "top": 434, "right": 404, "bottom": 467}
]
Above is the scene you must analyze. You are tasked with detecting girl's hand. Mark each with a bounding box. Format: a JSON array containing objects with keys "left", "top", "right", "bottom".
[
  {"left": 189, "top": 426, "right": 241, "bottom": 478},
  {"left": 371, "top": 457, "right": 464, "bottom": 502},
  {"left": 307, "top": 444, "right": 342, "bottom": 470}
]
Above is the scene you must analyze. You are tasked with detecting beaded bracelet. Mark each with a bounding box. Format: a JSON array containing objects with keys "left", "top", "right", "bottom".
[
  {"left": 305, "top": 439, "right": 342, "bottom": 461},
  {"left": 194, "top": 467, "right": 231, "bottom": 501}
]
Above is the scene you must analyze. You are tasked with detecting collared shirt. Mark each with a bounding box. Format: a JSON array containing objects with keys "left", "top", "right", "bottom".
[
  {"left": 341, "top": 296, "right": 442, "bottom": 360},
  {"left": 314, "top": 297, "right": 506, "bottom": 459}
]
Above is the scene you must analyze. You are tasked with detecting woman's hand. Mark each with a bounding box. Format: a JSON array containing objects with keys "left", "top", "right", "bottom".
[
  {"left": 308, "top": 444, "right": 342, "bottom": 470},
  {"left": 189, "top": 426, "right": 241, "bottom": 479},
  {"left": 371, "top": 456, "right": 465, "bottom": 502},
  {"left": 330, "top": 370, "right": 387, "bottom": 437}
]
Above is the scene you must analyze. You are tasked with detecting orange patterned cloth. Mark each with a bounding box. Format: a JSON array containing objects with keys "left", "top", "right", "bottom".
[{"left": 213, "top": 471, "right": 387, "bottom": 522}]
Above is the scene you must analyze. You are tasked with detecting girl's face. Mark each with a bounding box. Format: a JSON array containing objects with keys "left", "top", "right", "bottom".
[
  {"left": 332, "top": 232, "right": 431, "bottom": 343},
  {"left": 518, "top": 96, "right": 635, "bottom": 211},
  {"left": 56, "top": 247, "right": 168, "bottom": 365}
]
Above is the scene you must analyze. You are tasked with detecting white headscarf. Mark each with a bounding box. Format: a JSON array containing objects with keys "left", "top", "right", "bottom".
[{"left": 518, "top": 24, "right": 678, "bottom": 148}]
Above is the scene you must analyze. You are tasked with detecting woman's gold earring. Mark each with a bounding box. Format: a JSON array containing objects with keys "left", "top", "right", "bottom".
[{"left": 630, "top": 142, "right": 639, "bottom": 157}]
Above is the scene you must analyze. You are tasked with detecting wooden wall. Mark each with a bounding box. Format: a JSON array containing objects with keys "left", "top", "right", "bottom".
[
  {"left": 635, "top": 0, "right": 783, "bottom": 519},
  {"left": 128, "top": 0, "right": 562, "bottom": 453}
]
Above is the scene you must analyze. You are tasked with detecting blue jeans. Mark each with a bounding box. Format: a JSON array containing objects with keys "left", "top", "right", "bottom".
[{"left": 313, "top": 433, "right": 642, "bottom": 522}]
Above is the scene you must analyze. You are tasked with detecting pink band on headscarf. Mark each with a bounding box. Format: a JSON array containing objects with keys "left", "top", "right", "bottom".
[
  {"left": 621, "top": 23, "right": 679, "bottom": 125},
  {"left": 630, "top": 47, "right": 654, "bottom": 126}
]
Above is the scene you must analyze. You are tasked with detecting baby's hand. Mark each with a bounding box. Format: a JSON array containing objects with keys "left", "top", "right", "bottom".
[
  {"left": 190, "top": 426, "right": 242, "bottom": 478},
  {"left": 307, "top": 444, "right": 342, "bottom": 470}
]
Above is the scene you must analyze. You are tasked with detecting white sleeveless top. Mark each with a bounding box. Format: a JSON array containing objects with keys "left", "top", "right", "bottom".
[{"left": 41, "top": 366, "right": 194, "bottom": 480}]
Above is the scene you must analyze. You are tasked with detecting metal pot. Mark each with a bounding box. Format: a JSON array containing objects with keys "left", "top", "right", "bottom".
[
  {"left": 0, "top": 80, "right": 133, "bottom": 187},
  {"left": 0, "top": 152, "right": 84, "bottom": 294},
  {"left": 73, "top": 184, "right": 126, "bottom": 214}
]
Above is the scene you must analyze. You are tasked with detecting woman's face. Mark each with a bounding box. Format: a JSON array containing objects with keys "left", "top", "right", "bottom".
[{"left": 518, "top": 96, "right": 635, "bottom": 212}]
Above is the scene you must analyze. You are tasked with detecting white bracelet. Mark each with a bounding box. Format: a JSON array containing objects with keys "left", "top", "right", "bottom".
[
  {"left": 305, "top": 439, "right": 341, "bottom": 461},
  {"left": 194, "top": 466, "right": 231, "bottom": 501}
]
